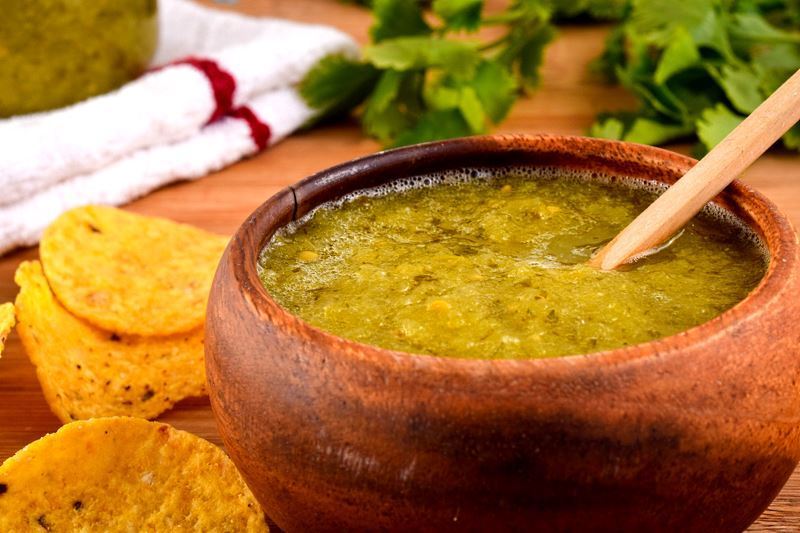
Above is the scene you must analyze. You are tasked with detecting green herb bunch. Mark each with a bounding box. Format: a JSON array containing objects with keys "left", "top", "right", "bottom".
[
  {"left": 591, "top": 0, "right": 800, "bottom": 154},
  {"left": 549, "top": 0, "right": 627, "bottom": 21},
  {"left": 301, "top": 0, "right": 558, "bottom": 147}
]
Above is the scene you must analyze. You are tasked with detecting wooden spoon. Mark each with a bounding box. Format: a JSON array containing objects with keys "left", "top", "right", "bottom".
[{"left": 590, "top": 68, "right": 800, "bottom": 271}]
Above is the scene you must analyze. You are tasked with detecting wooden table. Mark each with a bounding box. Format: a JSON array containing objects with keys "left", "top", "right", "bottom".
[{"left": 1, "top": 1, "right": 797, "bottom": 529}]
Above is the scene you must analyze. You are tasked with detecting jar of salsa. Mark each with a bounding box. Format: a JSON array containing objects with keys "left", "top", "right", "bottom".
[{"left": 0, "top": 0, "right": 158, "bottom": 117}]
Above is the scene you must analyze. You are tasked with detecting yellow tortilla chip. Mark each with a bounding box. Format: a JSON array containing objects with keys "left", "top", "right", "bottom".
[
  {"left": 14, "top": 261, "right": 206, "bottom": 422},
  {"left": 0, "top": 417, "right": 268, "bottom": 531},
  {"left": 40, "top": 205, "right": 228, "bottom": 336},
  {"left": 0, "top": 302, "right": 13, "bottom": 358}
]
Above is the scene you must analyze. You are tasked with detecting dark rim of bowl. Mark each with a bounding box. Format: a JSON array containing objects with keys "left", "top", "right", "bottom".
[{"left": 227, "top": 134, "right": 797, "bottom": 372}]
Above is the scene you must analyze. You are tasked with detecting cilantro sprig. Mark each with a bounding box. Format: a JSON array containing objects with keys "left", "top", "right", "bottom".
[
  {"left": 306, "top": 0, "right": 799, "bottom": 153},
  {"left": 301, "top": 0, "right": 557, "bottom": 147},
  {"left": 590, "top": 0, "right": 800, "bottom": 154}
]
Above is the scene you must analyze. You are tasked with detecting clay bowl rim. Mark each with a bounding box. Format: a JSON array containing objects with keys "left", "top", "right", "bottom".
[{"left": 226, "top": 133, "right": 797, "bottom": 374}]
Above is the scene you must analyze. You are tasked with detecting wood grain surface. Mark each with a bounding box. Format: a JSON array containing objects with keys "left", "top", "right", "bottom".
[{"left": 0, "top": 1, "right": 797, "bottom": 529}]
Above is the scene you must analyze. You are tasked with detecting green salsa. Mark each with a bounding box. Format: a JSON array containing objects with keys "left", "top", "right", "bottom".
[
  {"left": 0, "top": 0, "right": 157, "bottom": 117},
  {"left": 259, "top": 171, "right": 767, "bottom": 359}
]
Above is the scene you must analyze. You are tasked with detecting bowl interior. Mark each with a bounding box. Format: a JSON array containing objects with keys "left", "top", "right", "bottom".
[{"left": 233, "top": 134, "right": 793, "bottom": 364}]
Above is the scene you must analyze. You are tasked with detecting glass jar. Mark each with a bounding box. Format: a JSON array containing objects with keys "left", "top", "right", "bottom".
[{"left": 0, "top": 0, "right": 158, "bottom": 117}]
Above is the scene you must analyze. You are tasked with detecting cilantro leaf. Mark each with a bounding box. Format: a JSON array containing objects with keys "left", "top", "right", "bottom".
[
  {"left": 550, "top": 0, "right": 628, "bottom": 21},
  {"left": 393, "top": 109, "right": 473, "bottom": 146},
  {"left": 623, "top": 117, "right": 693, "bottom": 145},
  {"left": 710, "top": 64, "right": 764, "bottom": 114},
  {"left": 364, "top": 37, "right": 482, "bottom": 78},
  {"left": 517, "top": 25, "right": 558, "bottom": 88},
  {"left": 367, "top": 69, "right": 405, "bottom": 112},
  {"left": 590, "top": 114, "right": 692, "bottom": 145},
  {"left": 615, "top": 68, "right": 686, "bottom": 120},
  {"left": 590, "top": 116, "right": 626, "bottom": 140},
  {"left": 696, "top": 104, "right": 744, "bottom": 153},
  {"left": 299, "top": 55, "right": 379, "bottom": 120},
  {"left": 433, "top": 0, "right": 484, "bottom": 31},
  {"left": 458, "top": 86, "right": 487, "bottom": 133},
  {"left": 370, "top": 0, "right": 431, "bottom": 42},
  {"left": 363, "top": 71, "right": 422, "bottom": 143},
  {"left": 494, "top": 3, "right": 556, "bottom": 90},
  {"left": 424, "top": 82, "right": 462, "bottom": 110},
  {"left": 653, "top": 27, "right": 700, "bottom": 84},
  {"left": 628, "top": 0, "right": 714, "bottom": 46},
  {"left": 421, "top": 60, "right": 515, "bottom": 134},
  {"left": 730, "top": 12, "right": 800, "bottom": 44},
  {"left": 470, "top": 60, "right": 518, "bottom": 123}
]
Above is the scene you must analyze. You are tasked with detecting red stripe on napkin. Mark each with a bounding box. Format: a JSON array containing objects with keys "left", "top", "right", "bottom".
[
  {"left": 162, "top": 57, "right": 237, "bottom": 124},
  {"left": 150, "top": 58, "right": 270, "bottom": 149},
  {"left": 230, "top": 106, "right": 272, "bottom": 151}
]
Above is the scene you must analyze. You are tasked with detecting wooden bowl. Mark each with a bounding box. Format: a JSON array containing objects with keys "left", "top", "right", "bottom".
[{"left": 206, "top": 134, "right": 800, "bottom": 531}]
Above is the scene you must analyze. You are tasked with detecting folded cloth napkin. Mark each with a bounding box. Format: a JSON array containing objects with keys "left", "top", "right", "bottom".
[{"left": 0, "top": 0, "right": 357, "bottom": 254}]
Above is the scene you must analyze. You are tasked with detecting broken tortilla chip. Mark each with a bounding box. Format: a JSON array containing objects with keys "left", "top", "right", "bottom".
[
  {"left": 40, "top": 205, "right": 228, "bottom": 336},
  {"left": 0, "top": 302, "right": 14, "bottom": 358},
  {"left": 0, "top": 417, "right": 268, "bottom": 532},
  {"left": 14, "top": 261, "right": 206, "bottom": 422}
]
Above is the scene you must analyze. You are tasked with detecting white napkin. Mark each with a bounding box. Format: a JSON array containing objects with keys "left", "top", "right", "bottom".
[{"left": 0, "top": 0, "right": 357, "bottom": 254}]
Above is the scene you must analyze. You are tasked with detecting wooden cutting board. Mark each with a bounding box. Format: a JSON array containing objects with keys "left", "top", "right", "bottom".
[{"left": 0, "top": 1, "right": 797, "bottom": 529}]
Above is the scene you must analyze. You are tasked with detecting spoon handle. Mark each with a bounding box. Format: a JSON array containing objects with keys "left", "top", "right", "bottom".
[{"left": 592, "top": 68, "right": 800, "bottom": 271}]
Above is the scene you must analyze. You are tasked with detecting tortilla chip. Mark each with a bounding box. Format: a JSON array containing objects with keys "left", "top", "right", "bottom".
[
  {"left": 40, "top": 205, "right": 228, "bottom": 336},
  {"left": 0, "top": 303, "right": 14, "bottom": 357},
  {"left": 0, "top": 417, "right": 268, "bottom": 531},
  {"left": 14, "top": 261, "right": 206, "bottom": 422}
]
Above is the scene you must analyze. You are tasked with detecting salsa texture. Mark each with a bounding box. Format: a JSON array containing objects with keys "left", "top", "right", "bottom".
[
  {"left": 0, "top": 0, "right": 157, "bottom": 117},
  {"left": 259, "top": 172, "right": 766, "bottom": 359}
]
